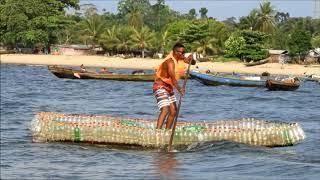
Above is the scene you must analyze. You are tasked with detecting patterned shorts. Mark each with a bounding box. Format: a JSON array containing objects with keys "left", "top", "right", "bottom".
[{"left": 154, "top": 87, "right": 177, "bottom": 109}]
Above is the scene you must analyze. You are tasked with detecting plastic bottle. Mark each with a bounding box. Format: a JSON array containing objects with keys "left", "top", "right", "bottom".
[{"left": 74, "top": 126, "right": 81, "bottom": 142}]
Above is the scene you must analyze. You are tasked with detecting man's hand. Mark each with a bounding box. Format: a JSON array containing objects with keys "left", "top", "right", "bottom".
[
  {"left": 186, "top": 54, "right": 193, "bottom": 61},
  {"left": 184, "top": 53, "right": 196, "bottom": 65},
  {"left": 178, "top": 87, "right": 185, "bottom": 96}
]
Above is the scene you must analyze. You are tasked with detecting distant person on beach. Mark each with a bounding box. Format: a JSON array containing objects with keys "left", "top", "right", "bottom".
[
  {"left": 80, "top": 64, "right": 86, "bottom": 72},
  {"left": 132, "top": 70, "right": 145, "bottom": 75},
  {"left": 153, "top": 43, "right": 196, "bottom": 129},
  {"left": 99, "top": 67, "right": 111, "bottom": 74}
]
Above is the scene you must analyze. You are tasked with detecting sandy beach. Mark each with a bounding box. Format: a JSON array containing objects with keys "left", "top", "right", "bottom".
[{"left": 1, "top": 54, "right": 319, "bottom": 76}]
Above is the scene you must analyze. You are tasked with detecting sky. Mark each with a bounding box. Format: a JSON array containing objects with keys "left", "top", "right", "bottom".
[{"left": 79, "top": 0, "right": 316, "bottom": 20}]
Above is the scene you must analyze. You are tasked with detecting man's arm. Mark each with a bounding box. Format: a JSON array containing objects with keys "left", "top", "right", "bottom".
[{"left": 183, "top": 54, "right": 196, "bottom": 65}]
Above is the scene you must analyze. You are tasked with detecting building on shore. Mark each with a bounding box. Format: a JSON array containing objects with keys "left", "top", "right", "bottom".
[
  {"left": 50, "top": 45, "right": 102, "bottom": 55},
  {"left": 268, "top": 50, "right": 289, "bottom": 63}
]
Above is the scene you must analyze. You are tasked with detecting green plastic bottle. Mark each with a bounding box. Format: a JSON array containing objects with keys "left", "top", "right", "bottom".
[{"left": 74, "top": 127, "right": 81, "bottom": 142}]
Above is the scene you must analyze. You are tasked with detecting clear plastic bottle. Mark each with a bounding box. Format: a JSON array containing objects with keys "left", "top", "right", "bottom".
[{"left": 74, "top": 126, "right": 81, "bottom": 142}]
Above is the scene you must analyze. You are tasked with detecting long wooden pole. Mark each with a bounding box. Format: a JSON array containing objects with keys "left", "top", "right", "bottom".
[{"left": 167, "top": 58, "right": 193, "bottom": 152}]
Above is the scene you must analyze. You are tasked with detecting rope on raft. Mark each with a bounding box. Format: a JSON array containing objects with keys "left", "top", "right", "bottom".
[{"left": 31, "top": 112, "right": 305, "bottom": 148}]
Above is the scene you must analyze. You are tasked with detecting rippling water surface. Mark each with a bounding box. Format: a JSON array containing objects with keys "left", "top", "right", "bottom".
[{"left": 1, "top": 64, "right": 319, "bottom": 179}]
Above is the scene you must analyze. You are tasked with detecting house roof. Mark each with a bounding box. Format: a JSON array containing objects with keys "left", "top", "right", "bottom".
[{"left": 268, "top": 50, "right": 288, "bottom": 55}]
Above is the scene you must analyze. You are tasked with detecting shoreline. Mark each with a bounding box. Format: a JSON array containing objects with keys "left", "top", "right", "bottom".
[{"left": 1, "top": 54, "right": 320, "bottom": 76}]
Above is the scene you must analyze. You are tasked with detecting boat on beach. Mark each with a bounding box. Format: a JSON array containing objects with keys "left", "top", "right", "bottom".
[
  {"left": 31, "top": 112, "right": 305, "bottom": 149},
  {"left": 244, "top": 59, "right": 269, "bottom": 67},
  {"left": 48, "top": 65, "right": 155, "bottom": 81},
  {"left": 190, "top": 71, "right": 266, "bottom": 87},
  {"left": 266, "top": 77, "right": 300, "bottom": 91},
  {"left": 304, "top": 74, "right": 320, "bottom": 82}
]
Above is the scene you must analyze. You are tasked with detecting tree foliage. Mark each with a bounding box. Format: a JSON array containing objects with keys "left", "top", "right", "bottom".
[
  {"left": 0, "top": 0, "right": 79, "bottom": 47},
  {"left": 81, "top": 15, "right": 107, "bottom": 49},
  {"left": 131, "top": 26, "right": 155, "bottom": 57},
  {"left": 0, "top": 0, "right": 317, "bottom": 62},
  {"left": 225, "top": 33, "right": 246, "bottom": 58},
  {"left": 225, "top": 30, "right": 268, "bottom": 61},
  {"left": 256, "top": 1, "right": 276, "bottom": 33},
  {"left": 288, "top": 29, "right": 312, "bottom": 60},
  {"left": 311, "top": 35, "right": 320, "bottom": 48}
]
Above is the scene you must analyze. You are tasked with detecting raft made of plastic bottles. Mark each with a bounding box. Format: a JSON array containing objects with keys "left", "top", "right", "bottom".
[{"left": 31, "top": 112, "right": 305, "bottom": 148}]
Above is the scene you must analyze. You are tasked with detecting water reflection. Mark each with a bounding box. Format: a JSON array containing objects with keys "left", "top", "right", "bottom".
[{"left": 154, "top": 152, "right": 178, "bottom": 179}]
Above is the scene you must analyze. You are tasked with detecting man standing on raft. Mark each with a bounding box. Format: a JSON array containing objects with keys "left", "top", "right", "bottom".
[{"left": 153, "top": 43, "right": 196, "bottom": 129}]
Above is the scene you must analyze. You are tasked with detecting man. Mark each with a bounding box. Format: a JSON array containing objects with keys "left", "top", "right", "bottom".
[
  {"left": 153, "top": 43, "right": 196, "bottom": 129},
  {"left": 80, "top": 64, "right": 86, "bottom": 72}
]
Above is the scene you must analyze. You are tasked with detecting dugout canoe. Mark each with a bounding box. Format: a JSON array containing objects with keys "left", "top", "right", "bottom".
[
  {"left": 266, "top": 78, "right": 300, "bottom": 91},
  {"left": 31, "top": 112, "right": 305, "bottom": 149},
  {"left": 244, "top": 59, "right": 269, "bottom": 67},
  {"left": 48, "top": 65, "right": 155, "bottom": 81},
  {"left": 190, "top": 71, "right": 266, "bottom": 87}
]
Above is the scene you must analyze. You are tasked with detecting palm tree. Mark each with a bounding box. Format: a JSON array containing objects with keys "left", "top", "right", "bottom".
[
  {"left": 101, "top": 25, "right": 119, "bottom": 54},
  {"left": 116, "top": 26, "right": 134, "bottom": 53},
  {"left": 82, "top": 15, "right": 107, "bottom": 49},
  {"left": 192, "top": 37, "right": 218, "bottom": 57},
  {"left": 256, "top": 1, "right": 276, "bottom": 33},
  {"left": 242, "top": 9, "right": 258, "bottom": 30},
  {"left": 207, "top": 19, "right": 230, "bottom": 54},
  {"left": 131, "top": 26, "right": 155, "bottom": 58},
  {"left": 159, "top": 30, "right": 169, "bottom": 54},
  {"left": 127, "top": 7, "right": 143, "bottom": 29}
]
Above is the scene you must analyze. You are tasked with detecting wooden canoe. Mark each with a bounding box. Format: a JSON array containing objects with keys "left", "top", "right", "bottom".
[
  {"left": 266, "top": 78, "right": 300, "bottom": 91},
  {"left": 190, "top": 71, "right": 266, "bottom": 87},
  {"left": 48, "top": 65, "right": 155, "bottom": 81},
  {"left": 244, "top": 59, "right": 269, "bottom": 67}
]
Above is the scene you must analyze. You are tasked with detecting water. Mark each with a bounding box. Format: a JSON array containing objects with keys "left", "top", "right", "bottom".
[{"left": 1, "top": 64, "right": 319, "bottom": 179}]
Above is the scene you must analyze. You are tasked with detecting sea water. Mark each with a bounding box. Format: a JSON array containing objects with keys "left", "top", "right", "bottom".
[{"left": 1, "top": 64, "right": 319, "bottom": 179}]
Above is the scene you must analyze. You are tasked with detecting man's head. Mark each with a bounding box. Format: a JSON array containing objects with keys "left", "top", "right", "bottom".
[{"left": 172, "top": 43, "right": 185, "bottom": 60}]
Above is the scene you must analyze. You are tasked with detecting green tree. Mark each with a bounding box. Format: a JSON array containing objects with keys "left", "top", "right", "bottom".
[
  {"left": 192, "top": 37, "right": 217, "bottom": 56},
  {"left": 199, "top": 7, "right": 208, "bottom": 19},
  {"left": 223, "top": 17, "right": 238, "bottom": 32},
  {"left": 256, "top": 1, "right": 276, "bottom": 33},
  {"left": 115, "top": 26, "right": 134, "bottom": 52},
  {"left": 311, "top": 35, "right": 320, "bottom": 48},
  {"left": 225, "top": 30, "right": 269, "bottom": 61},
  {"left": 187, "top": 9, "right": 197, "bottom": 20},
  {"left": 118, "top": 0, "right": 151, "bottom": 28},
  {"left": 275, "top": 12, "right": 290, "bottom": 24},
  {"left": 271, "top": 28, "right": 288, "bottom": 49},
  {"left": 131, "top": 26, "right": 155, "bottom": 58},
  {"left": 224, "top": 33, "right": 246, "bottom": 58},
  {"left": 0, "top": 0, "right": 79, "bottom": 48},
  {"left": 127, "top": 7, "right": 143, "bottom": 28},
  {"left": 165, "top": 19, "right": 193, "bottom": 51},
  {"left": 101, "top": 25, "right": 119, "bottom": 53},
  {"left": 288, "top": 29, "right": 312, "bottom": 61},
  {"left": 82, "top": 15, "right": 107, "bottom": 49},
  {"left": 207, "top": 19, "right": 230, "bottom": 54},
  {"left": 178, "top": 21, "right": 210, "bottom": 52},
  {"left": 144, "top": 1, "right": 178, "bottom": 32},
  {"left": 239, "top": 9, "right": 258, "bottom": 30}
]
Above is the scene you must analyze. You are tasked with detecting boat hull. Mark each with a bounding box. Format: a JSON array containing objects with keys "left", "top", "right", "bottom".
[
  {"left": 31, "top": 112, "right": 305, "bottom": 149},
  {"left": 244, "top": 59, "right": 269, "bottom": 67},
  {"left": 266, "top": 79, "right": 300, "bottom": 91},
  {"left": 48, "top": 65, "right": 155, "bottom": 81},
  {"left": 190, "top": 71, "right": 266, "bottom": 87}
]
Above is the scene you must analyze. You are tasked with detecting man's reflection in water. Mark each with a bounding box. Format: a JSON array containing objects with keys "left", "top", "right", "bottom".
[{"left": 154, "top": 152, "right": 178, "bottom": 179}]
